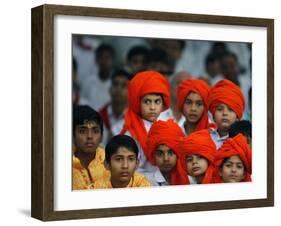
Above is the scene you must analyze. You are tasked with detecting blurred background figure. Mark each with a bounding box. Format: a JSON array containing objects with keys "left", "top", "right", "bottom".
[
  {"left": 146, "top": 48, "right": 174, "bottom": 78},
  {"left": 204, "top": 53, "right": 223, "bottom": 86},
  {"left": 80, "top": 43, "right": 116, "bottom": 112},
  {"left": 125, "top": 45, "right": 149, "bottom": 75},
  {"left": 99, "top": 69, "right": 132, "bottom": 145}
]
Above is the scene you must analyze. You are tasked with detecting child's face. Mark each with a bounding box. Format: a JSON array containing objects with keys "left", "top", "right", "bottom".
[
  {"left": 107, "top": 146, "right": 139, "bottom": 188},
  {"left": 154, "top": 144, "right": 177, "bottom": 174},
  {"left": 140, "top": 94, "right": 164, "bottom": 122},
  {"left": 214, "top": 104, "right": 238, "bottom": 133},
  {"left": 183, "top": 92, "right": 204, "bottom": 124},
  {"left": 220, "top": 155, "right": 245, "bottom": 182},
  {"left": 74, "top": 120, "right": 102, "bottom": 154},
  {"left": 186, "top": 154, "right": 208, "bottom": 177}
]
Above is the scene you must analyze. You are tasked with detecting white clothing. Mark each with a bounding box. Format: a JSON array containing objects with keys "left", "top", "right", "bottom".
[
  {"left": 143, "top": 168, "right": 169, "bottom": 186},
  {"left": 209, "top": 127, "right": 229, "bottom": 150},
  {"left": 80, "top": 75, "right": 111, "bottom": 112}
]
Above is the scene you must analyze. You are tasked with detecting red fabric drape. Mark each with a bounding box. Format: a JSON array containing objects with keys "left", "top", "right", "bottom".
[
  {"left": 146, "top": 119, "right": 188, "bottom": 185},
  {"left": 177, "top": 79, "right": 211, "bottom": 131},
  {"left": 208, "top": 79, "right": 245, "bottom": 119},
  {"left": 214, "top": 133, "right": 252, "bottom": 182},
  {"left": 121, "top": 71, "right": 170, "bottom": 157},
  {"left": 179, "top": 129, "right": 216, "bottom": 184}
]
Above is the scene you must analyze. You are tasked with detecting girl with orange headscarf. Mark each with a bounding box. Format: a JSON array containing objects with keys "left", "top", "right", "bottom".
[
  {"left": 176, "top": 79, "right": 212, "bottom": 136},
  {"left": 208, "top": 79, "right": 245, "bottom": 149},
  {"left": 179, "top": 129, "right": 216, "bottom": 184},
  {"left": 214, "top": 133, "right": 252, "bottom": 183},
  {"left": 146, "top": 119, "right": 188, "bottom": 186},
  {"left": 121, "top": 71, "right": 170, "bottom": 173}
]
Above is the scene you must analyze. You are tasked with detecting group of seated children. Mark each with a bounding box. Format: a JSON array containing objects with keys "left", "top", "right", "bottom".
[{"left": 72, "top": 70, "right": 252, "bottom": 189}]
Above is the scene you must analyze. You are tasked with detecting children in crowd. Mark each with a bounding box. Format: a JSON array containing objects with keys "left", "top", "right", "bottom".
[
  {"left": 177, "top": 79, "right": 212, "bottom": 135},
  {"left": 145, "top": 120, "right": 188, "bottom": 186},
  {"left": 93, "top": 135, "right": 151, "bottom": 188},
  {"left": 72, "top": 105, "right": 109, "bottom": 190},
  {"left": 214, "top": 133, "right": 252, "bottom": 183},
  {"left": 179, "top": 129, "right": 216, "bottom": 184},
  {"left": 208, "top": 79, "right": 245, "bottom": 149},
  {"left": 121, "top": 70, "right": 170, "bottom": 174}
]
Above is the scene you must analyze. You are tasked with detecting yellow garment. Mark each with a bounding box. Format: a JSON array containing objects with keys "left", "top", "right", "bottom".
[
  {"left": 93, "top": 172, "right": 151, "bottom": 189},
  {"left": 72, "top": 147, "right": 109, "bottom": 190}
]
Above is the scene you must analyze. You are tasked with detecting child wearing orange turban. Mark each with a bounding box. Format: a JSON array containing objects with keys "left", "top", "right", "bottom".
[
  {"left": 121, "top": 71, "right": 170, "bottom": 173},
  {"left": 214, "top": 133, "right": 252, "bottom": 183},
  {"left": 145, "top": 119, "right": 188, "bottom": 186},
  {"left": 208, "top": 79, "right": 245, "bottom": 149},
  {"left": 176, "top": 79, "right": 211, "bottom": 135},
  {"left": 179, "top": 129, "right": 216, "bottom": 184}
]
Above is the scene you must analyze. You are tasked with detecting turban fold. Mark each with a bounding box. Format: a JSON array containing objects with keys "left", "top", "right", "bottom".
[
  {"left": 215, "top": 133, "right": 252, "bottom": 182},
  {"left": 146, "top": 120, "right": 188, "bottom": 185},
  {"left": 177, "top": 79, "right": 211, "bottom": 131},
  {"left": 208, "top": 79, "right": 245, "bottom": 119},
  {"left": 121, "top": 71, "right": 170, "bottom": 157},
  {"left": 179, "top": 129, "right": 216, "bottom": 184}
]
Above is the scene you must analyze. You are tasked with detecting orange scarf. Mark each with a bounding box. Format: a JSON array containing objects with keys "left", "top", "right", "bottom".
[
  {"left": 214, "top": 133, "right": 252, "bottom": 182},
  {"left": 177, "top": 79, "right": 211, "bottom": 131},
  {"left": 121, "top": 71, "right": 170, "bottom": 157},
  {"left": 208, "top": 79, "right": 245, "bottom": 119},
  {"left": 146, "top": 119, "right": 188, "bottom": 185},
  {"left": 179, "top": 129, "right": 216, "bottom": 184}
]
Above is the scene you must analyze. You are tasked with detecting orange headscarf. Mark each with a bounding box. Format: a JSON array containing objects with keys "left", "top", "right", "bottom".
[
  {"left": 121, "top": 71, "right": 170, "bottom": 157},
  {"left": 179, "top": 129, "right": 216, "bottom": 184},
  {"left": 208, "top": 79, "right": 245, "bottom": 119},
  {"left": 146, "top": 120, "right": 188, "bottom": 185},
  {"left": 214, "top": 133, "right": 252, "bottom": 182},
  {"left": 177, "top": 79, "right": 211, "bottom": 131}
]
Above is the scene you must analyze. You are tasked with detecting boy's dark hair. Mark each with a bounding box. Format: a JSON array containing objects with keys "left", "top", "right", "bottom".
[
  {"left": 229, "top": 120, "right": 252, "bottom": 138},
  {"left": 73, "top": 105, "right": 103, "bottom": 135},
  {"left": 205, "top": 53, "right": 219, "bottom": 68},
  {"left": 127, "top": 45, "right": 149, "bottom": 61},
  {"left": 95, "top": 43, "right": 115, "bottom": 58},
  {"left": 111, "top": 69, "right": 132, "bottom": 82},
  {"left": 105, "top": 135, "right": 139, "bottom": 163}
]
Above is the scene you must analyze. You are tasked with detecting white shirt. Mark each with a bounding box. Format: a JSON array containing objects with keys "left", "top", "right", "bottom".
[
  {"left": 143, "top": 168, "right": 169, "bottom": 186},
  {"left": 158, "top": 108, "right": 185, "bottom": 128},
  {"left": 209, "top": 127, "right": 229, "bottom": 150}
]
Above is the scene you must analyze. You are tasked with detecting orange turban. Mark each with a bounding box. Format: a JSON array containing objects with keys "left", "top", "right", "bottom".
[
  {"left": 208, "top": 79, "right": 245, "bottom": 119},
  {"left": 146, "top": 120, "right": 188, "bottom": 185},
  {"left": 214, "top": 133, "right": 252, "bottom": 182},
  {"left": 179, "top": 129, "right": 216, "bottom": 184},
  {"left": 121, "top": 71, "right": 170, "bottom": 157},
  {"left": 177, "top": 79, "right": 211, "bottom": 131}
]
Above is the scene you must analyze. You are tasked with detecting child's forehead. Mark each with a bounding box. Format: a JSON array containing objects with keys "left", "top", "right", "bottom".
[
  {"left": 77, "top": 120, "right": 99, "bottom": 128},
  {"left": 113, "top": 146, "right": 136, "bottom": 156}
]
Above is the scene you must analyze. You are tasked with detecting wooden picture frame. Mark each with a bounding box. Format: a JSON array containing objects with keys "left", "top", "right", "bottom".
[{"left": 31, "top": 4, "right": 274, "bottom": 221}]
